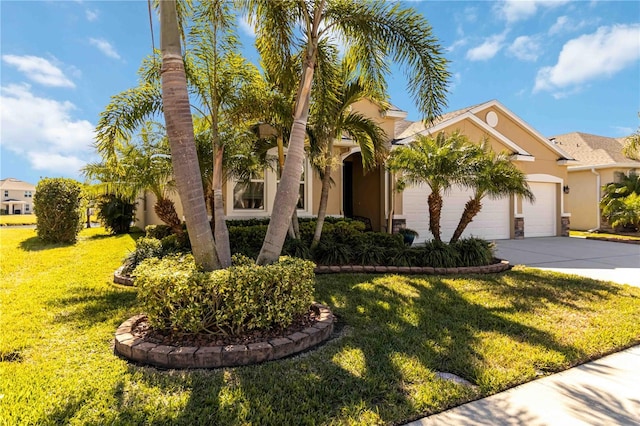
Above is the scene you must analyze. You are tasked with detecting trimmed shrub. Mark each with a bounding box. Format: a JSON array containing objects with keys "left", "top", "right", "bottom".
[
  {"left": 33, "top": 178, "right": 84, "bottom": 243},
  {"left": 145, "top": 224, "right": 173, "bottom": 240},
  {"left": 134, "top": 254, "right": 316, "bottom": 335},
  {"left": 229, "top": 225, "right": 268, "bottom": 259},
  {"left": 452, "top": 237, "right": 495, "bottom": 267},
  {"left": 97, "top": 194, "right": 135, "bottom": 234}
]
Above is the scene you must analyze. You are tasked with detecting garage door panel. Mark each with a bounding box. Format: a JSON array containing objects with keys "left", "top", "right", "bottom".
[
  {"left": 404, "top": 184, "right": 510, "bottom": 242},
  {"left": 523, "top": 182, "right": 556, "bottom": 237}
]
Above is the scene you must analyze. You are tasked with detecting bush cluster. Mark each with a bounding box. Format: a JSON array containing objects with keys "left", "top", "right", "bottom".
[
  {"left": 33, "top": 178, "right": 84, "bottom": 244},
  {"left": 96, "top": 194, "right": 135, "bottom": 235},
  {"left": 125, "top": 219, "right": 495, "bottom": 272},
  {"left": 134, "top": 254, "right": 315, "bottom": 336}
]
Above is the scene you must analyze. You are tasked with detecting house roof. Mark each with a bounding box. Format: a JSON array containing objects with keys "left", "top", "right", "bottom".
[
  {"left": 0, "top": 178, "right": 36, "bottom": 191},
  {"left": 392, "top": 100, "right": 574, "bottom": 162},
  {"left": 551, "top": 132, "right": 640, "bottom": 168}
]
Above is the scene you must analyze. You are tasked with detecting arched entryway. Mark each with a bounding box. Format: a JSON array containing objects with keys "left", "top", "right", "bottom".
[{"left": 342, "top": 151, "right": 385, "bottom": 231}]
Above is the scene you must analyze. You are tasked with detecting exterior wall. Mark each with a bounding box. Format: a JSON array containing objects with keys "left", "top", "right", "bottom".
[
  {"left": 350, "top": 99, "right": 397, "bottom": 141},
  {"left": 134, "top": 191, "right": 185, "bottom": 228},
  {"left": 566, "top": 170, "right": 598, "bottom": 230},
  {"left": 567, "top": 166, "right": 637, "bottom": 231}
]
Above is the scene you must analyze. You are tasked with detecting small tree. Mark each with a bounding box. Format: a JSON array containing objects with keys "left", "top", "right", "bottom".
[
  {"left": 600, "top": 172, "right": 640, "bottom": 231},
  {"left": 33, "top": 178, "right": 84, "bottom": 243},
  {"left": 96, "top": 194, "right": 135, "bottom": 235}
]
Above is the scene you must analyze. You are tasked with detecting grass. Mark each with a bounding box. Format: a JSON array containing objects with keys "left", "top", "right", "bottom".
[
  {"left": 2, "top": 227, "right": 640, "bottom": 425},
  {"left": 0, "top": 214, "right": 37, "bottom": 226},
  {"left": 570, "top": 230, "right": 640, "bottom": 241}
]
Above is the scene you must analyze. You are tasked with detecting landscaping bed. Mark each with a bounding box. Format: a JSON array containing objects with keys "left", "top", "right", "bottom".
[{"left": 3, "top": 227, "right": 640, "bottom": 425}]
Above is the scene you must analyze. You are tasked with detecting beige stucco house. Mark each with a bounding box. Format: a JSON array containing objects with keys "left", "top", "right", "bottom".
[
  {"left": 0, "top": 178, "right": 36, "bottom": 215},
  {"left": 551, "top": 132, "right": 640, "bottom": 231},
  {"left": 136, "top": 99, "right": 574, "bottom": 240}
]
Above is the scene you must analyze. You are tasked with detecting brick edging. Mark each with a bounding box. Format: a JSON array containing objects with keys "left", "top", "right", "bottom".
[
  {"left": 114, "top": 303, "right": 334, "bottom": 369},
  {"left": 114, "top": 267, "right": 134, "bottom": 286},
  {"left": 313, "top": 259, "right": 510, "bottom": 275},
  {"left": 114, "top": 260, "right": 510, "bottom": 285}
]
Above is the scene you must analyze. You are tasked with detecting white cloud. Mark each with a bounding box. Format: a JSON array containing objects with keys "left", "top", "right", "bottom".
[
  {"left": 85, "top": 9, "right": 99, "bottom": 22},
  {"left": 448, "top": 38, "right": 468, "bottom": 52},
  {"left": 238, "top": 15, "right": 255, "bottom": 38},
  {"left": 548, "top": 15, "right": 599, "bottom": 36},
  {"left": 548, "top": 16, "right": 569, "bottom": 35},
  {"left": 497, "top": 0, "right": 569, "bottom": 24},
  {"left": 535, "top": 24, "right": 640, "bottom": 93},
  {"left": 466, "top": 33, "right": 506, "bottom": 61},
  {"left": 89, "top": 38, "right": 121, "bottom": 60},
  {"left": 2, "top": 55, "right": 75, "bottom": 88},
  {"left": 0, "top": 84, "right": 95, "bottom": 175},
  {"left": 28, "top": 152, "right": 87, "bottom": 174},
  {"left": 508, "top": 35, "right": 541, "bottom": 62}
]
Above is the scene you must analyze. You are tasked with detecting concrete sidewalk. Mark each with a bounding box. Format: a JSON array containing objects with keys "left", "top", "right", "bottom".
[{"left": 407, "top": 345, "right": 640, "bottom": 425}]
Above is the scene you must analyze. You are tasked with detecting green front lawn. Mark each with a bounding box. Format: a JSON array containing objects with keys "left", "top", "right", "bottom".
[
  {"left": 570, "top": 230, "right": 640, "bottom": 241},
  {"left": 0, "top": 214, "right": 37, "bottom": 226},
  {"left": 2, "top": 227, "right": 640, "bottom": 425}
]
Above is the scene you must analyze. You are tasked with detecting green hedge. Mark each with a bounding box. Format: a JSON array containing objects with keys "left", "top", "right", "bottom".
[
  {"left": 33, "top": 178, "right": 84, "bottom": 243},
  {"left": 127, "top": 219, "right": 495, "bottom": 270},
  {"left": 134, "top": 254, "right": 315, "bottom": 335}
]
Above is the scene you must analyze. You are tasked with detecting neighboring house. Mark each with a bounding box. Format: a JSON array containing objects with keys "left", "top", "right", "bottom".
[
  {"left": 551, "top": 132, "right": 640, "bottom": 231},
  {"left": 136, "top": 99, "right": 574, "bottom": 240},
  {"left": 0, "top": 178, "right": 36, "bottom": 215}
]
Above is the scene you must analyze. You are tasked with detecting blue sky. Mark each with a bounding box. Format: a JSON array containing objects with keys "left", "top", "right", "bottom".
[{"left": 1, "top": 0, "right": 639, "bottom": 185}]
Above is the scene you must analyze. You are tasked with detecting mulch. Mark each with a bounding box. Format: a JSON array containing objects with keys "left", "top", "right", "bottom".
[{"left": 131, "top": 309, "right": 319, "bottom": 347}]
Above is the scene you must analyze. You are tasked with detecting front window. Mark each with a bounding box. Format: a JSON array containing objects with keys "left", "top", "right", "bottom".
[
  {"left": 24, "top": 191, "right": 32, "bottom": 198},
  {"left": 25, "top": 205, "right": 30, "bottom": 212},
  {"left": 3, "top": 190, "right": 8, "bottom": 197},
  {"left": 233, "top": 170, "right": 265, "bottom": 210}
]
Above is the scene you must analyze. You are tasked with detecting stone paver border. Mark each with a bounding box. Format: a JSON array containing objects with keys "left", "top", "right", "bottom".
[
  {"left": 113, "top": 266, "right": 134, "bottom": 286},
  {"left": 314, "top": 259, "right": 510, "bottom": 275},
  {"left": 114, "top": 260, "right": 510, "bottom": 285},
  {"left": 114, "top": 303, "right": 334, "bottom": 369}
]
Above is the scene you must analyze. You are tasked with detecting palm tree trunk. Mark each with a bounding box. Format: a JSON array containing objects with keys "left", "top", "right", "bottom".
[
  {"left": 160, "top": 0, "right": 219, "bottom": 271},
  {"left": 212, "top": 144, "right": 231, "bottom": 267},
  {"left": 154, "top": 196, "right": 183, "bottom": 236},
  {"left": 450, "top": 197, "right": 482, "bottom": 244},
  {"left": 428, "top": 191, "right": 443, "bottom": 243},
  {"left": 312, "top": 143, "right": 333, "bottom": 246},
  {"left": 257, "top": 59, "right": 315, "bottom": 265}
]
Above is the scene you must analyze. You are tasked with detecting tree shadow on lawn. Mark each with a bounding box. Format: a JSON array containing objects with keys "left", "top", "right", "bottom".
[
  {"left": 95, "top": 269, "right": 635, "bottom": 425},
  {"left": 47, "top": 286, "right": 138, "bottom": 329},
  {"left": 18, "top": 236, "right": 75, "bottom": 252}
]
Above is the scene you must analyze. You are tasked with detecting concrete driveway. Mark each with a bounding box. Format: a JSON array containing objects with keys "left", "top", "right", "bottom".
[{"left": 495, "top": 237, "right": 640, "bottom": 287}]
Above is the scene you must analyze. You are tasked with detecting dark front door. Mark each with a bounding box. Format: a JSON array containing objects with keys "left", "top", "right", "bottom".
[{"left": 343, "top": 161, "right": 353, "bottom": 218}]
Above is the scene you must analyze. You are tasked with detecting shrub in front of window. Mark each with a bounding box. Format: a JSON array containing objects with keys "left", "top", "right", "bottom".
[
  {"left": 33, "top": 178, "right": 84, "bottom": 243},
  {"left": 134, "top": 254, "right": 316, "bottom": 335}
]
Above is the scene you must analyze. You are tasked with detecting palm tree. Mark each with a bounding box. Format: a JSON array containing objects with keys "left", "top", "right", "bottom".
[
  {"left": 244, "top": 0, "right": 450, "bottom": 265},
  {"left": 159, "top": 0, "right": 219, "bottom": 270},
  {"left": 309, "top": 75, "right": 388, "bottom": 246},
  {"left": 387, "top": 132, "right": 474, "bottom": 243},
  {"left": 449, "top": 142, "right": 534, "bottom": 243},
  {"left": 623, "top": 116, "right": 640, "bottom": 160},
  {"left": 97, "top": 1, "right": 261, "bottom": 268},
  {"left": 83, "top": 122, "right": 184, "bottom": 235},
  {"left": 600, "top": 171, "right": 640, "bottom": 230}
]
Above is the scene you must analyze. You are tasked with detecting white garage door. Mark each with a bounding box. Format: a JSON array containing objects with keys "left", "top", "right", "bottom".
[
  {"left": 403, "top": 184, "right": 510, "bottom": 242},
  {"left": 523, "top": 182, "right": 557, "bottom": 237}
]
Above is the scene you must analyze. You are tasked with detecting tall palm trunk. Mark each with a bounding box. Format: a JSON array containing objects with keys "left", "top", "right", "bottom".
[
  {"left": 160, "top": 0, "right": 219, "bottom": 270},
  {"left": 450, "top": 197, "right": 482, "bottom": 244},
  {"left": 154, "top": 196, "right": 183, "bottom": 236},
  {"left": 312, "top": 142, "right": 333, "bottom": 246},
  {"left": 428, "top": 191, "right": 443, "bottom": 243},
  {"left": 212, "top": 144, "right": 231, "bottom": 267},
  {"left": 257, "top": 59, "right": 315, "bottom": 265}
]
